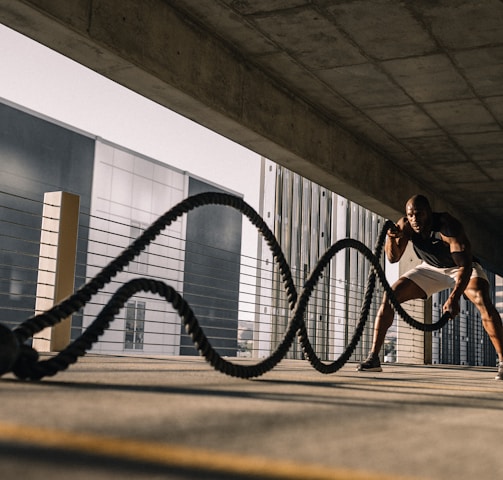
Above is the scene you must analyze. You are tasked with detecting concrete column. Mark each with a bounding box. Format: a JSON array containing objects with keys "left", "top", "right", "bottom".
[
  {"left": 33, "top": 192, "right": 80, "bottom": 352},
  {"left": 396, "top": 243, "right": 426, "bottom": 364},
  {"left": 423, "top": 297, "right": 433, "bottom": 364}
]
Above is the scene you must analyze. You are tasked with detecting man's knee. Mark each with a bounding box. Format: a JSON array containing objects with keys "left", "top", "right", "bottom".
[
  {"left": 390, "top": 277, "right": 426, "bottom": 303},
  {"left": 466, "top": 278, "right": 493, "bottom": 309}
]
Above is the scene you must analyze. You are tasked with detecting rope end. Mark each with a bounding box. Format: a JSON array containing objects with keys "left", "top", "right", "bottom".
[{"left": 0, "top": 323, "right": 20, "bottom": 376}]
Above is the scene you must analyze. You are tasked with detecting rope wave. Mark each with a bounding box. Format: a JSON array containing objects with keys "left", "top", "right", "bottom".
[{"left": 0, "top": 192, "right": 450, "bottom": 380}]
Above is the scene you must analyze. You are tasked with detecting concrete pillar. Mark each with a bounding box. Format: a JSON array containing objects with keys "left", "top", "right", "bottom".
[
  {"left": 396, "top": 243, "right": 427, "bottom": 364},
  {"left": 33, "top": 192, "right": 80, "bottom": 352},
  {"left": 423, "top": 297, "right": 433, "bottom": 364}
]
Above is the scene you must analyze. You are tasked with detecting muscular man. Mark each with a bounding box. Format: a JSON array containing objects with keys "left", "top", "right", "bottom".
[{"left": 358, "top": 194, "right": 503, "bottom": 380}]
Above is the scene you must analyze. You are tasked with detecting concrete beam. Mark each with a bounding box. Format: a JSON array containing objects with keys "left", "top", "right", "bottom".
[
  {"left": 1, "top": 0, "right": 502, "bottom": 273},
  {"left": 0, "top": 0, "right": 418, "bottom": 217}
]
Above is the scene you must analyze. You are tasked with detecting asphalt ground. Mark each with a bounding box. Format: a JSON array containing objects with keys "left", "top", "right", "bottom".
[{"left": 0, "top": 355, "right": 502, "bottom": 480}]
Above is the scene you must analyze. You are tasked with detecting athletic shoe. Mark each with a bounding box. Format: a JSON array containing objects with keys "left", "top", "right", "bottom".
[
  {"left": 357, "top": 353, "right": 382, "bottom": 372},
  {"left": 495, "top": 361, "right": 503, "bottom": 381}
]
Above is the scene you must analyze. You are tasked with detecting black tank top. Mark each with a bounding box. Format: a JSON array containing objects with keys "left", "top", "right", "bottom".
[{"left": 411, "top": 213, "right": 456, "bottom": 268}]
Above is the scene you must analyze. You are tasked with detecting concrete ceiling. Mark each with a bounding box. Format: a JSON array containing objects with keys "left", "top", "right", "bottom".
[
  {"left": 170, "top": 0, "right": 503, "bottom": 262},
  {"left": 1, "top": 0, "right": 503, "bottom": 272}
]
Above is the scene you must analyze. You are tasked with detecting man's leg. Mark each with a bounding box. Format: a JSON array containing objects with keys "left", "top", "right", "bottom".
[
  {"left": 358, "top": 277, "right": 426, "bottom": 371},
  {"left": 464, "top": 277, "right": 503, "bottom": 379}
]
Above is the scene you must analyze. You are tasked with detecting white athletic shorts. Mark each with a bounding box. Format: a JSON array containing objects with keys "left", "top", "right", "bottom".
[{"left": 402, "top": 261, "right": 488, "bottom": 298}]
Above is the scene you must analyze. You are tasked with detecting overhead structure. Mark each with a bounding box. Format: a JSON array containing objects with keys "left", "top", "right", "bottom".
[{"left": 1, "top": 0, "right": 502, "bottom": 272}]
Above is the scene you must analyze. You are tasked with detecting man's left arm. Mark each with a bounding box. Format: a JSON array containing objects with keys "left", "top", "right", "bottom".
[{"left": 441, "top": 214, "right": 473, "bottom": 318}]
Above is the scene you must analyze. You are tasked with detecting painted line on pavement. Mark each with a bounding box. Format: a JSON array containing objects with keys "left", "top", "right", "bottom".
[{"left": 0, "top": 421, "right": 416, "bottom": 480}]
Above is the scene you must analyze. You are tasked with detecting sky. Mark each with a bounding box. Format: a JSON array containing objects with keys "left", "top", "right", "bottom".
[{"left": 0, "top": 24, "right": 262, "bottom": 208}]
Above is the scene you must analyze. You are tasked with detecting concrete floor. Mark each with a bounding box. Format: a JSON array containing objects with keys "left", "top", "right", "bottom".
[{"left": 0, "top": 355, "right": 502, "bottom": 480}]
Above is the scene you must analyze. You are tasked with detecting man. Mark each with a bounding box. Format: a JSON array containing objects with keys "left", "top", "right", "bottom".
[{"left": 358, "top": 194, "right": 503, "bottom": 380}]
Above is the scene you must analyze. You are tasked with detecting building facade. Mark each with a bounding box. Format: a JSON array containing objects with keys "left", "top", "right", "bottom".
[
  {"left": 0, "top": 101, "right": 93, "bottom": 332},
  {"left": 256, "top": 158, "right": 499, "bottom": 367},
  {"left": 432, "top": 277, "right": 498, "bottom": 366},
  {"left": 0, "top": 101, "right": 242, "bottom": 356},
  {"left": 255, "top": 158, "right": 388, "bottom": 362}
]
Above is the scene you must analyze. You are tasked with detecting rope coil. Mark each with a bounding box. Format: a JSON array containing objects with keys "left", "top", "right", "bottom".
[{"left": 0, "top": 192, "right": 450, "bottom": 380}]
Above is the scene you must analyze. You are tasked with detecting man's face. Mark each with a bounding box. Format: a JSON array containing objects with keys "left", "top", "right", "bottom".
[{"left": 406, "top": 202, "right": 431, "bottom": 234}]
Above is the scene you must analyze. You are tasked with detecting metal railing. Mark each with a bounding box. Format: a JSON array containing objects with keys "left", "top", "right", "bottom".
[{"left": 0, "top": 189, "right": 495, "bottom": 367}]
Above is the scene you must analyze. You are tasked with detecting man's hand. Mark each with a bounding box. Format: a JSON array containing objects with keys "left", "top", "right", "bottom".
[
  {"left": 443, "top": 296, "right": 460, "bottom": 318},
  {"left": 387, "top": 223, "right": 403, "bottom": 238},
  {"left": 385, "top": 218, "right": 409, "bottom": 264}
]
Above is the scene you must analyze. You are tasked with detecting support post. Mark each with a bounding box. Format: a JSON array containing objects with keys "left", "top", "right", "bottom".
[
  {"left": 396, "top": 243, "right": 425, "bottom": 364},
  {"left": 33, "top": 192, "right": 80, "bottom": 352},
  {"left": 424, "top": 297, "right": 433, "bottom": 364}
]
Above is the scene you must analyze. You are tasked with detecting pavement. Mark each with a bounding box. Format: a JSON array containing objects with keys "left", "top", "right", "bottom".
[{"left": 0, "top": 354, "right": 502, "bottom": 480}]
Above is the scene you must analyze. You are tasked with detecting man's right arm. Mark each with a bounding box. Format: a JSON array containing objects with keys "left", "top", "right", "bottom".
[{"left": 385, "top": 217, "right": 410, "bottom": 263}]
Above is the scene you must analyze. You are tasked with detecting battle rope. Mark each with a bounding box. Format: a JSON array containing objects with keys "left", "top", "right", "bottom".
[{"left": 0, "top": 192, "right": 451, "bottom": 380}]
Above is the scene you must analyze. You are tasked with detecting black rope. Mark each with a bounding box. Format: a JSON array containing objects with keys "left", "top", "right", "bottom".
[{"left": 0, "top": 192, "right": 450, "bottom": 380}]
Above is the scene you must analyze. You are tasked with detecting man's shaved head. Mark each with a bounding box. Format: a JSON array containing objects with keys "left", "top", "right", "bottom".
[{"left": 406, "top": 194, "right": 431, "bottom": 212}]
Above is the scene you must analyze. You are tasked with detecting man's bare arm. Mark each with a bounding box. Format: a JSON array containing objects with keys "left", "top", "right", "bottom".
[
  {"left": 441, "top": 214, "right": 473, "bottom": 317},
  {"left": 385, "top": 217, "right": 410, "bottom": 263}
]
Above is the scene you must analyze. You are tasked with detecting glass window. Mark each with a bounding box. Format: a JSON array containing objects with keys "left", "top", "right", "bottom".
[
  {"left": 124, "top": 300, "right": 146, "bottom": 350},
  {"left": 128, "top": 221, "right": 149, "bottom": 274}
]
